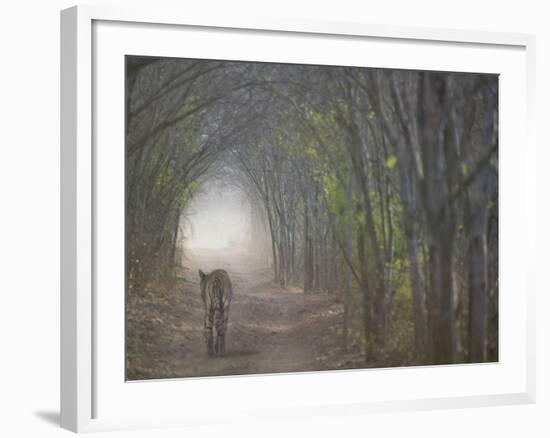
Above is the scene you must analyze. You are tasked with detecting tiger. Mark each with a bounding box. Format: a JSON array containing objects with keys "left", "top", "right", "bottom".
[{"left": 198, "top": 269, "right": 232, "bottom": 357}]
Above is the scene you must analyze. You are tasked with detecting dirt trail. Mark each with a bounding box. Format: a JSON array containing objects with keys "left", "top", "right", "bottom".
[{"left": 127, "top": 248, "right": 361, "bottom": 380}]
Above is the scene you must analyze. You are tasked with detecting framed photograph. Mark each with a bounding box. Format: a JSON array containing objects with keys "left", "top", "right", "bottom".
[{"left": 61, "top": 5, "right": 536, "bottom": 433}]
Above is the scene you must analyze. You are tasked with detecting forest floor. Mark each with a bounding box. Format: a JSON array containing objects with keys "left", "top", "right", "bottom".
[{"left": 126, "top": 248, "right": 369, "bottom": 380}]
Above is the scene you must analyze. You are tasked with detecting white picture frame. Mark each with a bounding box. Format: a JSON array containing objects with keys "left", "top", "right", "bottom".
[{"left": 60, "top": 4, "right": 536, "bottom": 433}]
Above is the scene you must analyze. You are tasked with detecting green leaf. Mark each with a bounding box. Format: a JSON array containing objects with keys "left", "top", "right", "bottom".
[{"left": 386, "top": 155, "right": 397, "bottom": 169}]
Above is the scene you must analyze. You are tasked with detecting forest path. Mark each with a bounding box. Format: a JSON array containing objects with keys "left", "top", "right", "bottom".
[{"left": 127, "top": 248, "right": 360, "bottom": 380}]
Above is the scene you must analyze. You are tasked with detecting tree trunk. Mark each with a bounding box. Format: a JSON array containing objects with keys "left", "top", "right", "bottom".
[
  {"left": 467, "top": 228, "right": 488, "bottom": 362},
  {"left": 357, "top": 227, "right": 372, "bottom": 359},
  {"left": 304, "top": 194, "right": 314, "bottom": 292},
  {"left": 343, "top": 173, "right": 354, "bottom": 349},
  {"left": 405, "top": 228, "right": 428, "bottom": 357}
]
